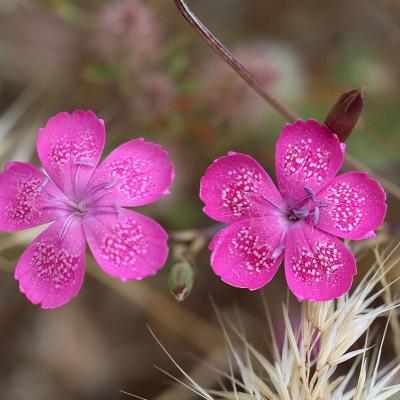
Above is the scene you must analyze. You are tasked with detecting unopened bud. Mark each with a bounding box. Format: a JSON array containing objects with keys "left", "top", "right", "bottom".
[
  {"left": 168, "top": 261, "right": 194, "bottom": 302},
  {"left": 325, "top": 88, "right": 364, "bottom": 142}
]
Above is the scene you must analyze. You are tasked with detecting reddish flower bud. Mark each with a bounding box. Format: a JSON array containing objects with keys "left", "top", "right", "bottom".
[{"left": 325, "top": 88, "right": 364, "bottom": 142}]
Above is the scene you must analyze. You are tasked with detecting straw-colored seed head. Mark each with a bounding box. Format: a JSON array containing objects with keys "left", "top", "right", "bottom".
[{"left": 151, "top": 244, "right": 400, "bottom": 400}]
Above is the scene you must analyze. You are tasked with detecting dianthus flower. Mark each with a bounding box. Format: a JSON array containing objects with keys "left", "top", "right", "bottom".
[
  {"left": 0, "top": 110, "right": 173, "bottom": 308},
  {"left": 200, "top": 120, "right": 386, "bottom": 301}
]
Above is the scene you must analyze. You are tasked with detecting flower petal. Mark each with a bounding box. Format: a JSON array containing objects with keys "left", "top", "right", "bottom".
[
  {"left": 314, "top": 172, "right": 387, "bottom": 240},
  {"left": 88, "top": 138, "right": 174, "bottom": 207},
  {"left": 200, "top": 152, "right": 284, "bottom": 223},
  {"left": 37, "top": 110, "right": 106, "bottom": 198},
  {"left": 276, "top": 119, "right": 344, "bottom": 207},
  {"left": 0, "top": 162, "right": 68, "bottom": 231},
  {"left": 284, "top": 223, "right": 356, "bottom": 301},
  {"left": 82, "top": 208, "right": 168, "bottom": 281},
  {"left": 15, "top": 217, "right": 86, "bottom": 309},
  {"left": 209, "top": 216, "right": 285, "bottom": 290}
]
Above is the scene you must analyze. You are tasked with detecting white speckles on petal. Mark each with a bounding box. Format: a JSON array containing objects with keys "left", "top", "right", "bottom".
[
  {"left": 291, "top": 242, "right": 343, "bottom": 284},
  {"left": 0, "top": 162, "right": 69, "bottom": 232},
  {"left": 109, "top": 157, "right": 155, "bottom": 200},
  {"left": 89, "top": 139, "right": 174, "bottom": 207},
  {"left": 83, "top": 209, "right": 169, "bottom": 281},
  {"left": 230, "top": 226, "right": 274, "bottom": 274},
  {"left": 285, "top": 223, "right": 356, "bottom": 301},
  {"left": 49, "top": 132, "right": 98, "bottom": 166},
  {"left": 209, "top": 217, "right": 284, "bottom": 290},
  {"left": 37, "top": 110, "right": 106, "bottom": 197},
  {"left": 6, "top": 176, "right": 43, "bottom": 228},
  {"left": 326, "top": 182, "right": 365, "bottom": 233},
  {"left": 15, "top": 217, "right": 86, "bottom": 308},
  {"left": 200, "top": 152, "right": 284, "bottom": 224},
  {"left": 100, "top": 217, "right": 147, "bottom": 269},
  {"left": 309, "top": 172, "right": 386, "bottom": 241},
  {"left": 283, "top": 138, "right": 331, "bottom": 183},
  {"left": 31, "top": 241, "right": 80, "bottom": 290},
  {"left": 276, "top": 120, "right": 344, "bottom": 206},
  {"left": 221, "top": 167, "right": 262, "bottom": 218}
]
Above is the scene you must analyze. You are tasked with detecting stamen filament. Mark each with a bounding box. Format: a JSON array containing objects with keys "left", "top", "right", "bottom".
[
  {"left": 42, "top": 205, "right": 73, "bottom": 213},
  {"left": 73, "top": 163, "right": 82, "bottom": 200},
  {"left": 85, "top": 189, "right": 114, "bottom": 206},
  {"left": 81, "top": 177, "right": 118, "bottom": 205},
  {"left": 73, "top": 159, "right": 96, "bottom": 201},
  {"left": 313, "top": 207, "right": 320, "bottom": 225},
  {"left": 86, "top": 209, "right": 119, "bottom": 216},
  {"left": 58, "top": 214, "right": 76, "bottom": 242},
  {"left": 47, "top": 197, "right": 78, "bottom": 210}
]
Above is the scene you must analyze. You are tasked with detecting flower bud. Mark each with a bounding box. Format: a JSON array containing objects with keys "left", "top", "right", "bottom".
[
  {"left": 168, "top": 261, "right": 194, "bottom": 302},
  {"left": 324, "top": 88, "right": 364, "bottom": 142}
]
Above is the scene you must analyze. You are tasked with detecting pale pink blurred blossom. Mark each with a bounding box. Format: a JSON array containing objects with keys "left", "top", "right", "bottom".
[
  {"left": 130, "top": 72, "right": 176, "bottom": 119},
  {"left": 91, "top": 0, "right": 164, "bottom": 71},
  {"left": 198, "top": 42, "right": 307, "bottom": 126}
]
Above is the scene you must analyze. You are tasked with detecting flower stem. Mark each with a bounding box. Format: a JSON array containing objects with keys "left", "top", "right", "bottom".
[{"left": 173, "top": 0, "right": 298, "bottom": 122}]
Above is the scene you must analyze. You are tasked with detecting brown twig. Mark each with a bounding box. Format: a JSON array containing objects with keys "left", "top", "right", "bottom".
[
  {"left": 172, "top": 0, "right": 400, "bottom": 201},
  {"left": 345, "top": 154, "right": 400, "bottom": 200},
  {"left": 173, "top": 0, "right": 298, "bottom": 122}
]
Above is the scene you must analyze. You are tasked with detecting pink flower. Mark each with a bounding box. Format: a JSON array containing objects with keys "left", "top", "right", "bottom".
[
  {"left": 198, "top": 44, "right": 278, "bottom": 124},
  {"left": 0, "top": 110, "right": 174, "bottom": 309},
  {"left": 91, "top": 0, "right": 163, "bottom": 71},
  {"left": 130, "top": 71, "right": 176, "bottom": 120},
  {"left": 197, "top": 42, "right": 305, "bottom": 126},
  {"left": 200, "top": 120, "right": 386, "bottom": 301}
]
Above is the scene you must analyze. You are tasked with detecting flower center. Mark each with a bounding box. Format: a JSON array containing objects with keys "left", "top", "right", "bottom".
[
  {"left": 286, "top": 187, "right": 326, "bottom": 226},
  {"left": 80, "top": 176, "right": 119, "bottom": 208},
  {"left": 287, "top": 210, "right": 302, "bottom": 222},
  {"left": 69, "top": 160, "right": 119, "bottom": 214},
  {"left": 71, "top": 201, "right": 88, "bottom": 215},
  {"left": 38, "top": 169, "right": 120, "bottom": 219}
]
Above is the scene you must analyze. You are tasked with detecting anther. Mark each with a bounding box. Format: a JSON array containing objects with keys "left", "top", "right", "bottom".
[
  {"left": 313, "top": 207, "right": 320, "bottom": 225},
  {"left": 75, "top": 159, "right": 95, "bottom": 167},
  {"left": 304, "top": 186, "right": 316, "bottom": 201},
  {"left": 293, "top": 209, "right": 310, "bottom": 219},
  {"left": 261, "top": 193, "right": 286, "bottom": 211},
  {"left": 59, "top": 214, "right": 75, "bottom": 242},
  {"left": 114, "top": 204, "right": 123, "bottom": 223},
  {"left": 272, "top": 244, "right": 285, "bottom": 260},
  {"left": 36, "top": 176, "right": 49, "bottom": 193}
]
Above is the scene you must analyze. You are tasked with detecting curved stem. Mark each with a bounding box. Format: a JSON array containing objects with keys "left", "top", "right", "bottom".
[
  {"left": 345, "top": 153, "right": 400, "bottom": 200},
  {"left": 173, "top": 0, "right": 298, "bottom": 122}
]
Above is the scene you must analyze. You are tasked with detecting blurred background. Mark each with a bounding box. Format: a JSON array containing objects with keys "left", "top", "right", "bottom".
[{"left": 0, "top": 0, "right": 399, "bottom": 399}]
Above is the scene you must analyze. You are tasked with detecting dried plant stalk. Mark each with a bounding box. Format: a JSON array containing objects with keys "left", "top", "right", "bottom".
[{"left": 151, "top": 245, "right": 400, "bottom": 400}]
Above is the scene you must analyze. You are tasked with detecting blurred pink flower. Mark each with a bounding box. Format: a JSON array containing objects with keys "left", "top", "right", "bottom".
[
  {"left": 91, "top": 0, "right": 163, "bottom": 70},
  {"left": 0, "top": 110, "right": 174, "bottom": 309},
  {"left": 197, "top": 43, "right": 306, "bottom": 125},
  {"left": 200, "top": 119, "right": 386, "bottom": 301},
  {"left": 131, "top": 71, "right": 176, "bottom": 118}
]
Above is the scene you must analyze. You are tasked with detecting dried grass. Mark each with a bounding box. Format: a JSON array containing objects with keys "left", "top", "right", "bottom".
[{"left": 148, "top": 244, "right": 400, "bottom": 400}]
